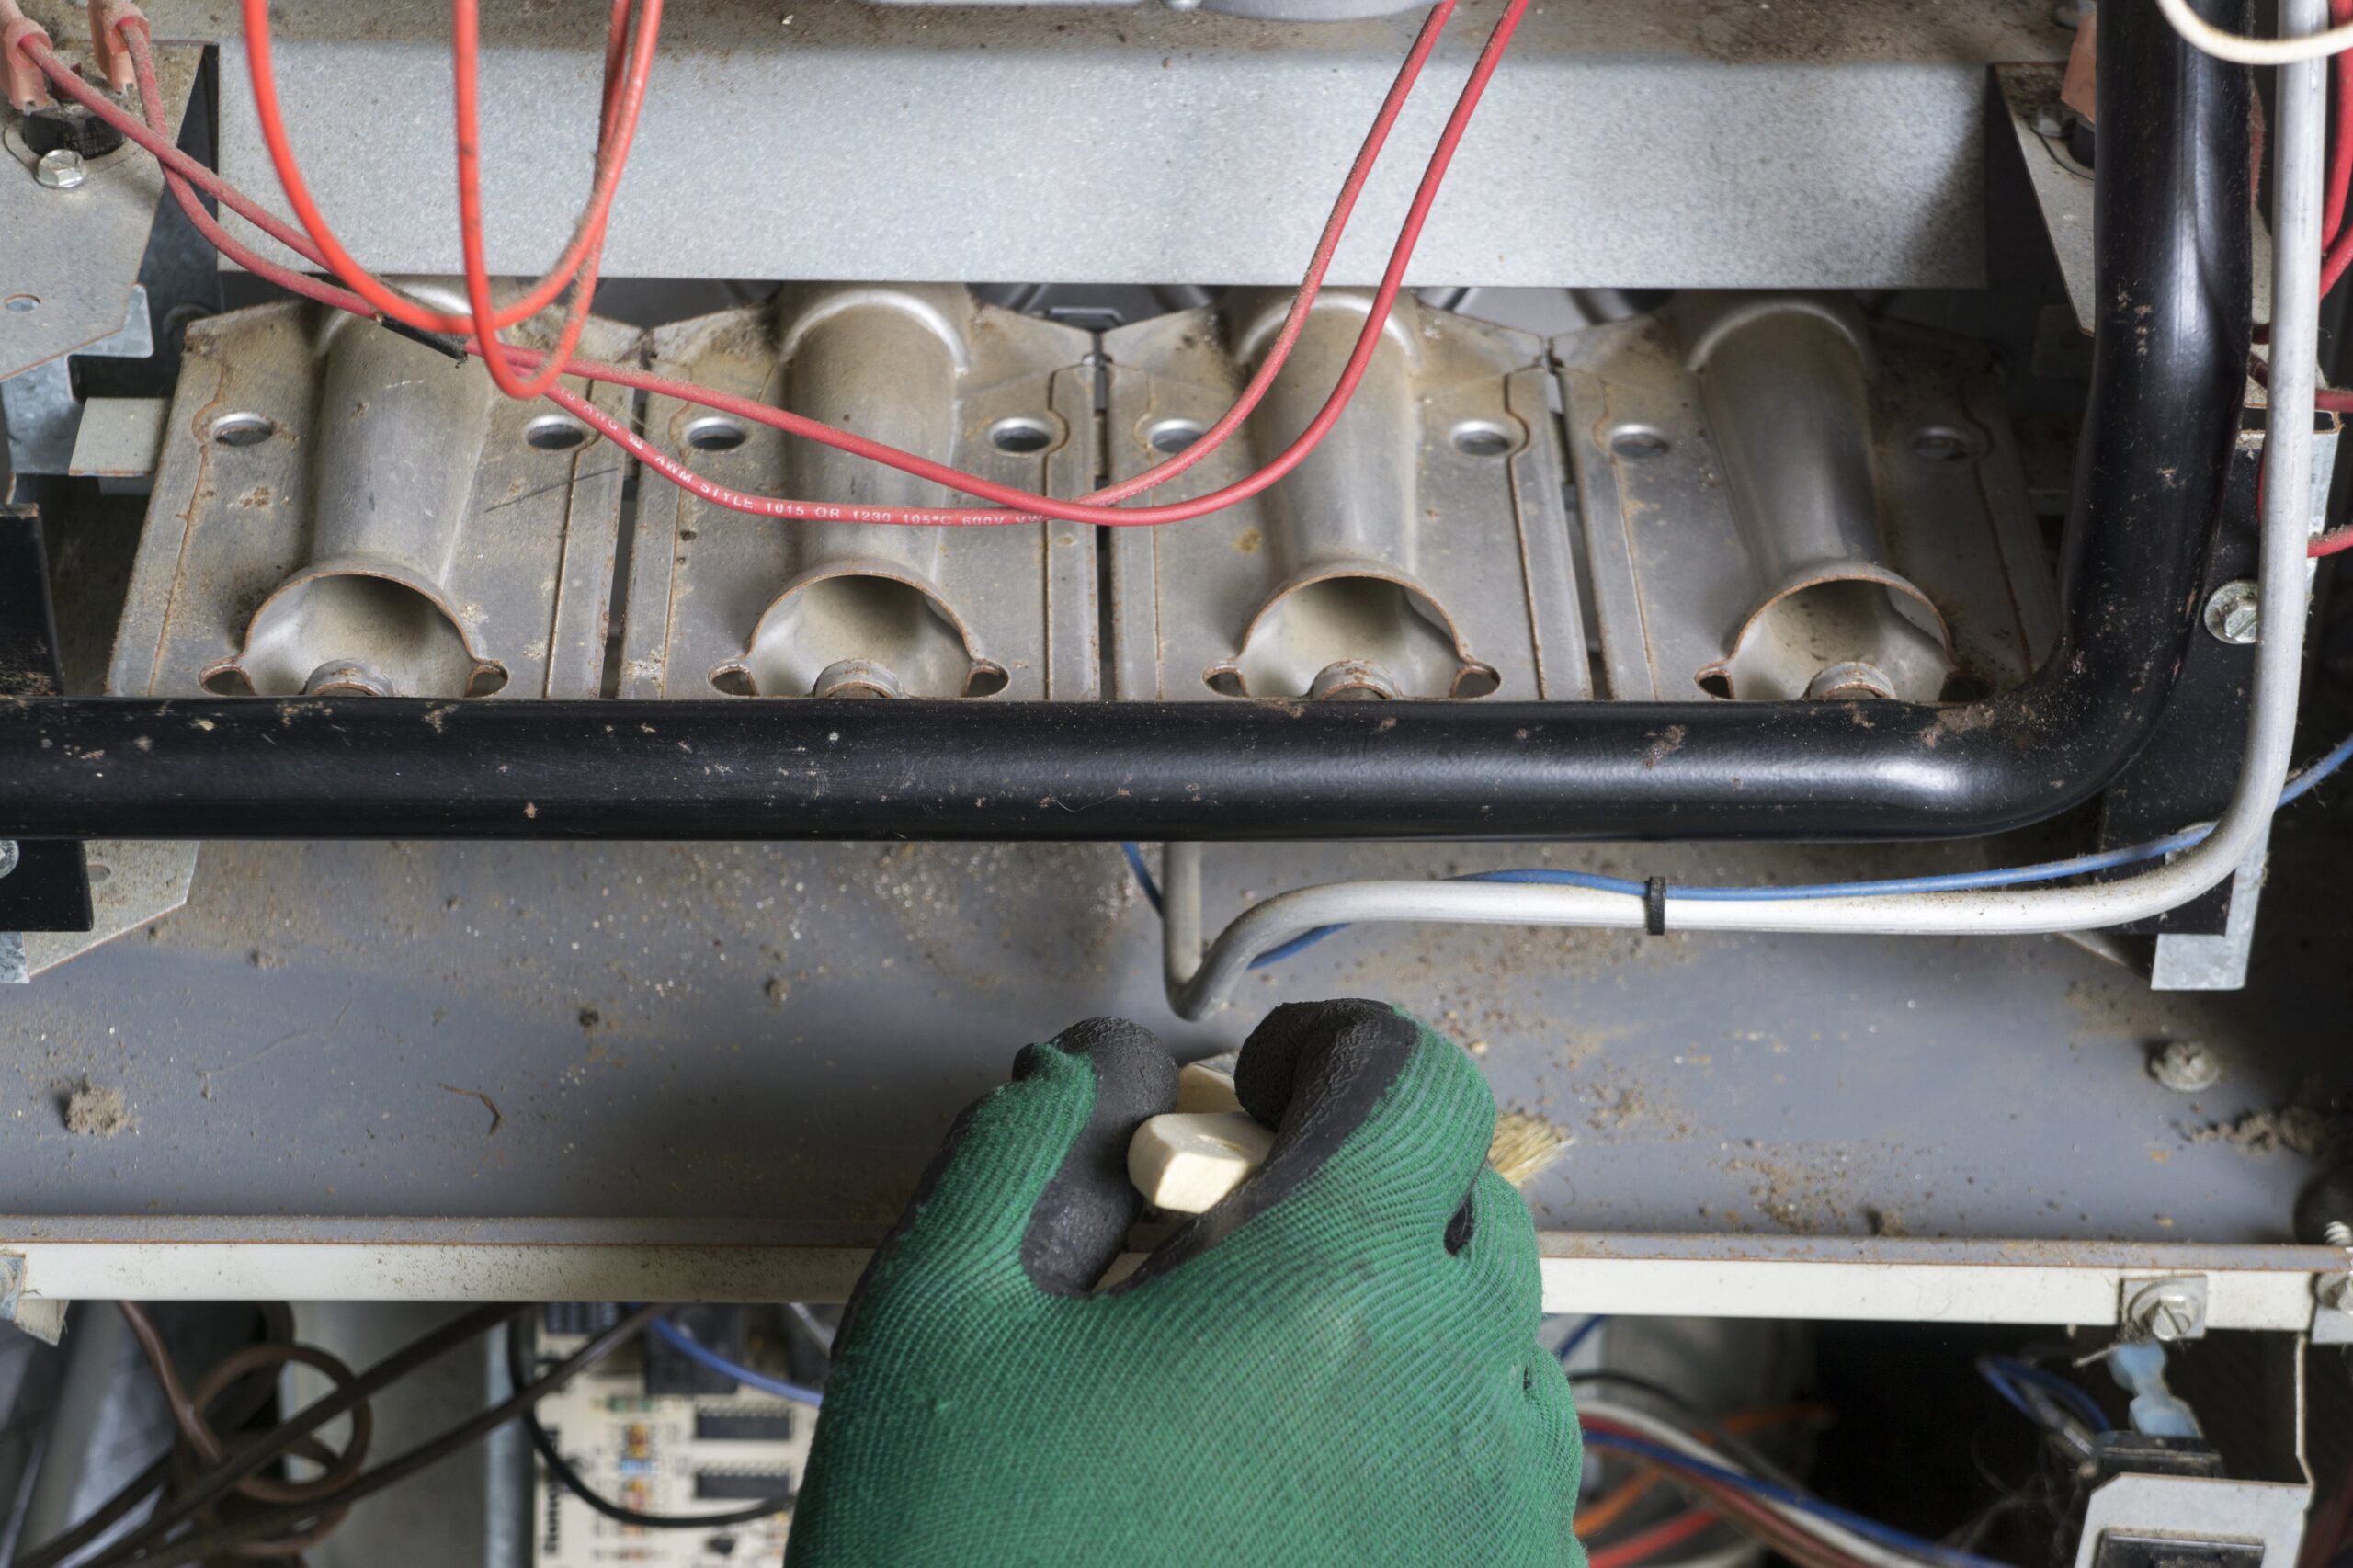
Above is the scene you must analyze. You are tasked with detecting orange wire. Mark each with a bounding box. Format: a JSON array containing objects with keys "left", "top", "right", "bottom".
[{"left": 1574, "top": 1403, "right": 1832, "bottom": 1537}]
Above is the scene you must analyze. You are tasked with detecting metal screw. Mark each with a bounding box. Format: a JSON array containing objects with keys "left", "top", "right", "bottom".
[
  {"left": 2149, "top": 1040, "right": 2221, "bottom": 1093},
  {"left": 2133, "top": 1287, "right": 2201, "bottom": 1342},
  {"left": 34, "top": 150, "right": 86, "bottom": 191},
  {"left": 2203, "top": 580, "right": 2260, "bottom": 646},
  {"left": 2323, "top": 1273, "right": 2353, "bottom": 1312},
  {"left": 2327, "top": 1221, "right": 2353, "bottom": 1249},
  {"left": 0, "top": 842, "right": 16, "bottom": 881}
]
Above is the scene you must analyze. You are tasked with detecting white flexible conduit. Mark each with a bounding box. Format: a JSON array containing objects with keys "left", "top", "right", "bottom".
[{"left": 1165, "top": 6, "right": 2326, "bottom": 1020}]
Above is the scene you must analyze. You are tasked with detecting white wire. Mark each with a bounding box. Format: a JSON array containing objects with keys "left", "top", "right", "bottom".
[
  {"left": 2157, "top": 0, "right": 2353, "bottom": 64},
  {"left": 1575, "top": 1401, "right": 1925, "bottom": 1568},
  {"left": 1163, "top": 1, "right": 2328, "bottom": 1019}
]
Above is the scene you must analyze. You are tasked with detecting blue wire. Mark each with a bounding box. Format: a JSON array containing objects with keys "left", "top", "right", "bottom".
[
  {"left": 1580, "top": 1428, "right": 2017, "bottom": 1568},
  {"left": 649, "top": 1317, "right": 825, "bottom": 1407},
  {"left": 1976, "top": 1354, "right": 2109, "bottom": 1434},
  {"left": 1555, "top": 1313, "right": 1608, "bottom": 1363},
  {"left": 1121, "top": 841, "right": 1164, "bottom": 914},
  {"left": 1974, "top": 1359, "right": 2050, "bottom": 1430},
  {"left": 1126, "top": 727, "right": 2353, "bottom": 968},
  {"left": 2281, "top": 728, "right": 2353, "bottom": 805}
]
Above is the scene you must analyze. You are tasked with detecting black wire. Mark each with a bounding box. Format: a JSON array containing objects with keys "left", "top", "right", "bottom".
[
  {"left": 8, "top": 1303, "right": 296, "bottom": 1568},
  {"left": 53, "top": 1303, "right": 523, "bottom": 1568},
  {"left": 99, "top": 1305, "right": 663, "bottom": 1568},
  {"left": 505, "top": 1319, "right": 790, "bottom": 1530}
]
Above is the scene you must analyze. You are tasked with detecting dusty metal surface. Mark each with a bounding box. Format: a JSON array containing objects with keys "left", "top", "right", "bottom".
[
  {"left": 20, "top": 841, "right": 198, "bottom": 979},
  {"left": 185, "top": 0, "right": 2054, "bottom": 290},
  {"left": 1105, "top": 290, "right": 1582, "bottom": 700},
  {"left": 3, "top": 288, "right": 153, "bottom": 478},
  {"left": 624, "top": 289, "right": 1097, "bottom": 701},
  {"left": 1, "top": 786, "right": 2347, "bottom": 1256},
  {"left": 0, "top": 43, "right": 198, "bottom": 383},
  {"left": 1559, "top": 307, "right": 2061, "bottom": 702},
  {"left": 108, "top": 301, "right": 635, "bottom": 700},
  {"left": 1998, "top": 64, "right": 2097, "bottom": 335}
]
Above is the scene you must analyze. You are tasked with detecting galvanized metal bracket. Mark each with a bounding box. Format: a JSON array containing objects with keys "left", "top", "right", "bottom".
[
  {"left": 1, "top": 283, "right": 152, "bottom": 476},
  {"left": 0, "top": 44, "right": 198, "bottom": 386},
  {"left": 2311, "top": 1271, "right": 2353, "bottom": 1345},
  {"left": 2075, "top": 1474, "right": 2310, "bottom": 1568},
  {"left": 0, "top": 1253, "right": 59, "bottom": 1345}
]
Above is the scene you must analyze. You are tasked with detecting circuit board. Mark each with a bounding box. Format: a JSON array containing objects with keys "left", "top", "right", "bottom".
[{"left": 530, "top": 1323, "right": 810, "bottom": 1566}]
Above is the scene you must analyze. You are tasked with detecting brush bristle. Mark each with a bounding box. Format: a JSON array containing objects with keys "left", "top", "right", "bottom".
[{"left": 1486, "top": 1109, "right": 1569, "bottom": 1187}]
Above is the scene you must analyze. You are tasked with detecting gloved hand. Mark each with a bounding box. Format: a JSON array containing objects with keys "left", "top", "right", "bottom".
[{"left": 785, "top": 998, "right": 1583, "bottom": 1568}]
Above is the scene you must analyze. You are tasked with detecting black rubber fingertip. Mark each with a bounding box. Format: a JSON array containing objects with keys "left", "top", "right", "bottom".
[
  {"left": 1233, "top": 998, "right": 1402, "bottom": 1130},
  {"left": 1115, "top": 1000, "right": 1420, "bottom": 1293},
  {"left": 1017, "top": 1017, "right": 1178, "bottom": 1297}
]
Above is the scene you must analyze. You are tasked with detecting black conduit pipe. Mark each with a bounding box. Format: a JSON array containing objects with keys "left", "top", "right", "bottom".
[{"left": 0, "top": 0, "right": 2251, "bottom": 844}]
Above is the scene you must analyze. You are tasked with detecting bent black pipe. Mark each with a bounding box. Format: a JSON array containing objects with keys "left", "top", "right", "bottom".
[{"left": 0, "top": 1, "right": 2250, "bottom": 845}]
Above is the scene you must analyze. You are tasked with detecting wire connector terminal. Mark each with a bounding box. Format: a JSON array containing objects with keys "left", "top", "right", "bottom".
[{"left": 1, "top": 2, "right": 55, "bottom": 113}]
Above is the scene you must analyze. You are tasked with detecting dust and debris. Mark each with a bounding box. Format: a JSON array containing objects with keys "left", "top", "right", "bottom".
[
  {"left": 62, "top": 1079, "right": 132, "bottom": 1138},
  {"left": 764, "top": 975, "right": 790, "bottom": 1006},
  {"left": 1724, "top": 1154, "right": 1863, "bottom": 1233},
  {"left": 1586, "top": 1086, "right": 1650, "bottom": 1131},
  {"left": 1640, "top": 724, "right": 1688, "bottom": 769},
  {"left": 438, "top": 1083, "right": 504, "bottom": 1135},
  {"left": 2186, "top": 1077, "right": 2352, "bottom": 1158},
  {"left": 1919, "top": 704, "right": 1997, "bottom": 748}
]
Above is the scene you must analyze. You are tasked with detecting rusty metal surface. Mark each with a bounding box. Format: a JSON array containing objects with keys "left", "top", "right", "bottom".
[{"left": 0, "top": 789, "right": 2347, "bottom": 1251}]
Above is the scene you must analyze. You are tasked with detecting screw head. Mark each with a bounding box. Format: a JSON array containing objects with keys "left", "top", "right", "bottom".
[
  {"left": 34, "top": 150, "right": 86, "bottom": 191},
  {"left": 2203, "top": 580, "right": 2260, "bottom": 646},
  {"left": 2327, "top": 1220, "right": 2353, "bottom": 1249},
  {"left": 2142, "top": 1292, "right": 2198, "bottom": 1341},
  {"left": 2149, "top": 1040, "right": 2221, "bottom": 1093},
  {"left": 0, "top": 841, "right": 16, "bottom": 881}
]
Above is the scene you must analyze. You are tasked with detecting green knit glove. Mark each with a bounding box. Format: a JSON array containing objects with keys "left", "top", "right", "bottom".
[{"left": 785, "top": 999, "right": 1583, "bottom": 1568}]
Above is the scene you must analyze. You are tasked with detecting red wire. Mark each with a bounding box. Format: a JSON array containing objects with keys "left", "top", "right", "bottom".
[
  {"left": 1574, "top": 1416, "right": 1872, "bottom": 1568},
  {"left": 2328, "top": 0, "right": 2353, "bottom": 244},
  {"left": 517, "top": 0, "right": 1531, "bottom": 528},
  {"left": 237, "top": 0, "right": 658, "bottom": 337},
  {"left": 1586, "top": 1508, "right": 1719, "bottom": 1568},
  {"left": 274, "top": 0, "right": 1471, "bottom": 516},
  {"left": 47, "top": 1, "right": 1462, "bottom": 517},
  {"left": 51, "top": 0, "right": 1522, "bottom": 529},
  {"left": 456, "top": 0, "right": 648, "bottom": 399}
]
